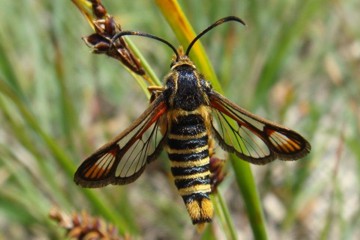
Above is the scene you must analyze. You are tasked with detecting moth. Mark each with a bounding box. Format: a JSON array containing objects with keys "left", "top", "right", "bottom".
[{"left": 74, "top": 16, "right": 311, "bottom": 228}]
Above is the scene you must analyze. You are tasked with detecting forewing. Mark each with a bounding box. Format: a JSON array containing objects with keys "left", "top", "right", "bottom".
[
  {"left": 209, "top": 91, "right": 311, "bottom": 164},
  {"left": 74, "top": 96, "right": 167, "bottom": 187}
]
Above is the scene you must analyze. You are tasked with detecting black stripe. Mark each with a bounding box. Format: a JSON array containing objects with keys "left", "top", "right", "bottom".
[
  {"left": 174, "top": 176, "right": 211, "bottom": 188},
  {"left": 173, "top": 114, "right": 204, "bottom": 125},
  {"left": 171, "top": 164, "right": 209, "bottom": 176},
  {"left": 168, "top": 149, "right": 208, "bottom": 161},
  {"left": 167, "top": 135, "right": 208, "bottom": 150},
  {"left": 182, "top": 192, "right": 210, "bottom": 203},
  {"left": 170, "top": 124, "right": 206, "bottom": 135},
  {"left": 170, "top": 114, "right": 206, "bottom": 135}
]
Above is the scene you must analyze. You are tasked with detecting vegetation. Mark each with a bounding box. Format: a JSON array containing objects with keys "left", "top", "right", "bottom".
[{"left": 0, "top": 0, "right": 359, "bottom": 239}]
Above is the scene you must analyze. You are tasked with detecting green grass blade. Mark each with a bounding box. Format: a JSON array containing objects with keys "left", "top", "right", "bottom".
[
  {"left": 0, "top": 79, "right": 133, "bottom": 234},
  {"left": 155, "top": 1, "right": 268, "bottom": 239},
  {"left": 155, "top": 0, "right": 222, "bottom": 92},
  {"left": 253, "top": 0, "right": 330, "bottom": 108},
  {"left": 231, "top": 158, "right": 267, "bottom": 239}
]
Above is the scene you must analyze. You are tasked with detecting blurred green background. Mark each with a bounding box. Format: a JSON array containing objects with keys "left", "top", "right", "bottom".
[{"left": 0, "top": 0, "right": 359, "bottom": 239}]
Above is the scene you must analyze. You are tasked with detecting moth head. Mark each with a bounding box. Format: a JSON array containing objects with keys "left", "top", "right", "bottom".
[{"left": 170, "top": 48, "right": 196, "bottom": 70}]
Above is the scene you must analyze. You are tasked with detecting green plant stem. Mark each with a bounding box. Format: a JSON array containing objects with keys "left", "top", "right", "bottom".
[
  {"left": 154, "top": 0, "right": 221, "bottom": 91},
  {"left": 232, "top": 157, "right": 268, "bottom": 239},
  {"left": 215, "top": 193, "right": 238, "bottom": 240},
  {"left": 155, "top": 1, "right": 268, "bottom": 239}
]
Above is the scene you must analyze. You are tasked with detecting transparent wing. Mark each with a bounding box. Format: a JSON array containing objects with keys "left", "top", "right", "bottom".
[
  {"left": 74, "top": 95, "right": 167, "bottom": 187},
  {"left": 209, "top": 91, "right": 311, "bottom": 164}
]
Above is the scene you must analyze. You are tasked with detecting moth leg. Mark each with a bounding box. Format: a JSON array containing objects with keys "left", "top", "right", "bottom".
[
  {"left": 148, "top": 86, "right": 165, "bottom": 103},
  {"left": 208, "top": 136, "right": 227, "bottom": 193}
]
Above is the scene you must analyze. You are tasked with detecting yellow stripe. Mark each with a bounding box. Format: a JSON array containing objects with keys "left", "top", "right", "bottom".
[
  {"left": 167, "top": 145, "right": 208, "bottom": 155},
  {"left": 170, "top": 157, "right": 209, "bottom": 168},
  {"left": 178, "top": 184, "right": 211, "bottom": 196},
  {"left": 170, "top": 105, "right": 211, "bottom": 119},
  {"left": 168, "top": 131, "right": 207, "bottom": 140},
  {"left": 173, "top": 171, "right": 210, "bottom": 180}
]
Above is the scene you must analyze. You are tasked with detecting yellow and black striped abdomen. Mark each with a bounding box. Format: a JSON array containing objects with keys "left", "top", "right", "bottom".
[{"left": 167, "top": 113, "right": 213, "bottom": 224}]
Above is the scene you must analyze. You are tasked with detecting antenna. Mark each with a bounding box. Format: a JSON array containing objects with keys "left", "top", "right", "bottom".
[
  {"left": 111, "top": 31, "right": 180, "bottom": 61},
  {"left": 185, "top": 16, "right": 246, "bottom": 56},
  {"left": 111, "top": 16, "right": 246, "bottom": 62}
]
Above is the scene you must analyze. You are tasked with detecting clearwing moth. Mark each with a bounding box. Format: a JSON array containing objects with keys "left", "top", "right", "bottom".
[{"left": 74, "top": 16, "right": 311, "bottom": 229}]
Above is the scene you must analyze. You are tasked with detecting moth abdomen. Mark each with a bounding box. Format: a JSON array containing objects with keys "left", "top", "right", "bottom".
[{"left": 167, "top": 113, "right": 213, "bottom": 224}]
